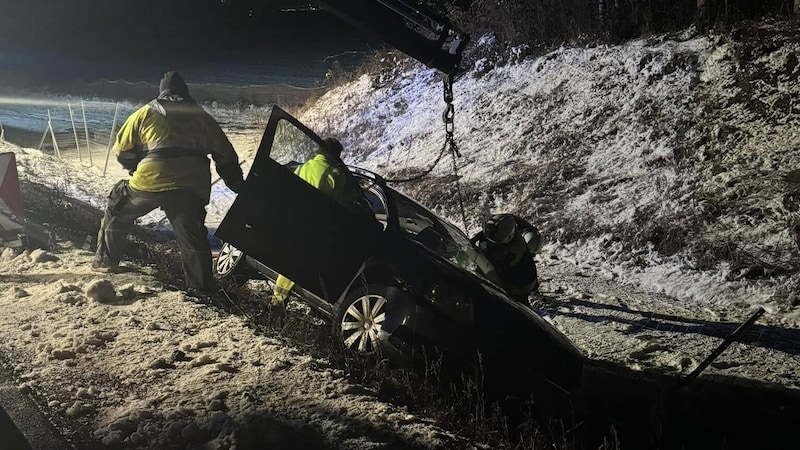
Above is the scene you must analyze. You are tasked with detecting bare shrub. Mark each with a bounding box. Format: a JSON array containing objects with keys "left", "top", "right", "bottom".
[{"left": 446, "top": 0, "right": 794, "bottom": 50}]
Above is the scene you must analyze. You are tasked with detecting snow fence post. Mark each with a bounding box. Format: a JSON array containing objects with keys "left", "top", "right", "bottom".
[
  {"left": 68, "top": 103, "right": 83, "bottom": 163},
  {"left": 46, "top": 110, "right": 61, "bottom": 159},
  {"left": 81, "top": 100, "right": 93, "bottom": 167},
  {"left": 103, "top": 103, "right": 119, "bottom": 177},
  {"left": 38, "top": 126, "right": 48, "bottom": 151}
]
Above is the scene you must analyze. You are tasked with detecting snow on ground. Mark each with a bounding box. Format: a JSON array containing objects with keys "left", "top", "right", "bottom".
[
  {"left": 537, "top": 258, "right": 800, "bottom": 388},
  {"left": 1, "top": 17, "right": 799, "bottom": 449}
]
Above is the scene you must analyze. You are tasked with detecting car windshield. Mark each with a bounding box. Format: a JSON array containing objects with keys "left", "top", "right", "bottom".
[{"left": 391, "top": 190, "right": 487, "bottom": 280}]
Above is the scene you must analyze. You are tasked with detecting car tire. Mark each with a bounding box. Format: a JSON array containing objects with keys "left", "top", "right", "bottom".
[
  {"left": 215, "top": 242, "right": 252, "bottom": 285},
  {"left": 334, "top": 284, "right": 390, "bottom": 354}
]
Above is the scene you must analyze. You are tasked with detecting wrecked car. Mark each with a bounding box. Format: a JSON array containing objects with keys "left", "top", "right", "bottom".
[{"left": 214, "top": 106, "right": 585, "bottom": 395}]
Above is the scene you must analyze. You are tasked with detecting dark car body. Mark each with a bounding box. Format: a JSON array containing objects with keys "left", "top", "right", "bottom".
[{"left": 215, "top": 106, "right": 584, "bottom": 394}]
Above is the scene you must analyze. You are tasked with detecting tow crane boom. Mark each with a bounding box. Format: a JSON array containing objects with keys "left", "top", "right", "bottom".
[{"left": 313, "top": 0, "right": 469, "bottom": 75}]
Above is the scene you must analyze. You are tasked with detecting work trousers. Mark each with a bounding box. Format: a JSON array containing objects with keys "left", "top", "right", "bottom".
[{"left": 94, "top": 180, "right": 213, "bottom": 291}]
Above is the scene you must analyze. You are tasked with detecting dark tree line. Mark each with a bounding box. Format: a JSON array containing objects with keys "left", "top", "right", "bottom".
[{"left": 439, "top": 0, "right": 799, "bottom": 46}]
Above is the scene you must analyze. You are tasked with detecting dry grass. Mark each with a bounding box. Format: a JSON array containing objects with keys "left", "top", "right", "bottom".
[{"left": 209, "top": 278, "right": 610, "bottom": 449}]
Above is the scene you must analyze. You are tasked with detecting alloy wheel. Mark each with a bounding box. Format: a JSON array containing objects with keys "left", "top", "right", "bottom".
[
  {"left": 340, "top": 293, "right": 387, "bottom": 353},
  {"left": 216, "top": 243, "right": 243, "bottom": 277}
]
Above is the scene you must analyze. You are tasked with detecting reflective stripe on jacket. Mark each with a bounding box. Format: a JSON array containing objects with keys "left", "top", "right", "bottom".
[{"left": 114, "top": 97, "right": 241, "bottom": 201}]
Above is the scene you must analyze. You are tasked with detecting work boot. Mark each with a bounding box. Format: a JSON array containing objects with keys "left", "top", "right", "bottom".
[
  {"left": 270, "top": 295, "right": 285, "bottom": 308},
  {"left": 91, "top": 261, "right": 119, "bottom": 274},
  {"left": 182, "top": 287, "right": 220, "bottom": 304},
  {"left": 127, "top": 243, "right": 153, "bottom": 261}
]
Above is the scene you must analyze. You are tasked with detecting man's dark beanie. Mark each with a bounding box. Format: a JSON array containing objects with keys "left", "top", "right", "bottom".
[
  {"left": 159, "top": 71, "right": 190, "bottom": 97},
  {"left": 322, "top": 137, "right": 343, "bottom": 158}
]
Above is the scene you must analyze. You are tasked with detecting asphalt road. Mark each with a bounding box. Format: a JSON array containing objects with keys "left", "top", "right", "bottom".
[{"left": 0, "top": 358, "right": 72, "bottom": 449}]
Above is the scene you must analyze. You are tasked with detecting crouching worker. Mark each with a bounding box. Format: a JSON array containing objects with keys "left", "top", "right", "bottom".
[
  {"left": 272, "top": 137, "right": 367, "bottom": 306},
  {"left": 92, "top": 71, "right": 244, "bottom": 299},
  {"left": 471, "top": 213, "right": 543, "bottom": 305}
]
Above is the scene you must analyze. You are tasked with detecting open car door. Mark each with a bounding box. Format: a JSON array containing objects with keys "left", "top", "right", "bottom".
[{"left": 215, "top": 106, "right": 382, "bottom": 302}]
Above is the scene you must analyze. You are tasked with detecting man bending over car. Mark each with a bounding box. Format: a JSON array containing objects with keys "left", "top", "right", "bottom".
[
  {"left": 92, "top": 71, "right": 243, "bottom": 299},
  {"left": 471, "top": 214, "right": 543, "bottom": 304}
]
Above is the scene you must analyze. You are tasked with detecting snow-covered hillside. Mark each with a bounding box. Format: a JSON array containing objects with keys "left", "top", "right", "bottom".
[{"left": 297, "top": 19, "right": 800, "bottom": 329}]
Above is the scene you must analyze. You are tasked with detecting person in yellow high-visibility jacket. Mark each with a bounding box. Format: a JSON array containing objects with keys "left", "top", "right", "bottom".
[
  {"left": 272, "top": 137, "right": 352, "bottom": 305},
  {"left": 93, "top": 71, "right": 243, "bottom": 299}
]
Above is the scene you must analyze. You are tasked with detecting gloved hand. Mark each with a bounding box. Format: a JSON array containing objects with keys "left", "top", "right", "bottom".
[
  {"left": 227, "top": 178, "right": 244, "bottom": 194},
  {"left": 117, "top": 146, "right": 145, "bottom": 172},
  {"left": 216, "top": 161, "right": 244, "bottom": 193}
]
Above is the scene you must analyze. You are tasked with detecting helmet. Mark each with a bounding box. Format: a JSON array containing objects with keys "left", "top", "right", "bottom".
[
  {"left": 521, "top": 227, "right": 543, "bottom": 254},
  {"left": 483, "top": 214, "right": 516, "bottom": 245}
]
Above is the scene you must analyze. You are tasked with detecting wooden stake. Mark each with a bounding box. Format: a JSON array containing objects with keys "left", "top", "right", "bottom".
[{"left": 677, "top": 307, "right": 766, "bottom": 388}]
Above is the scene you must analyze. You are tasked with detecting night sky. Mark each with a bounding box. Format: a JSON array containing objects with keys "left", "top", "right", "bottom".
[{"left": 0, "top": 0, "right": 384, "bottom": 85}]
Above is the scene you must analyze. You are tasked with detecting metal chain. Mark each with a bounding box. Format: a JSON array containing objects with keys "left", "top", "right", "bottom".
[
  {"left": 450, "top": 138, "right": 469, "bottom": 233},
  {"left": 384, "top": 74, "right": 457, "bottom": 182},
  {"left": 443, "top": 74, "right": 468, "bottom": 233},
  {"left": 385, "top": 74, "right": 470, "bottom": 233},
  {"left": 443, "top": 74, "right": 455, "bottom": 139}
]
